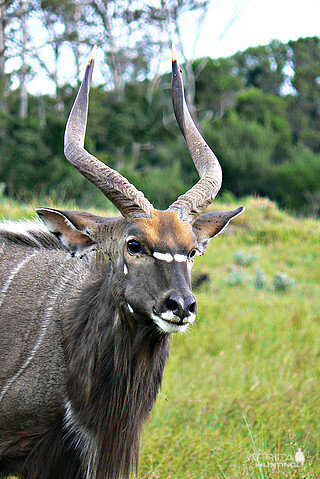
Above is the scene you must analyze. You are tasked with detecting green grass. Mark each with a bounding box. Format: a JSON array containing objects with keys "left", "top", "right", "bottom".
[{"left": 1, "top": 195, "right": 319, "bottom": 478}]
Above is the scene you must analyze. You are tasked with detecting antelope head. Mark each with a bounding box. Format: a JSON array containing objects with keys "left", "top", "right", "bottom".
[{"left": 36, "top": 46, "right": 244, "bottom": 334}]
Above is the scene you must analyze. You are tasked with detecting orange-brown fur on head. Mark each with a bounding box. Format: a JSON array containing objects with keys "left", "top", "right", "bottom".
[{"left": 132, "top": 209, "right": 196, "bottom": 255}]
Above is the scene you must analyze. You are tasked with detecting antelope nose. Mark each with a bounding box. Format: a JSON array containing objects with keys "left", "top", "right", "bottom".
[{"left": 164, "top": 293, "right": 197, "bottom": 320}]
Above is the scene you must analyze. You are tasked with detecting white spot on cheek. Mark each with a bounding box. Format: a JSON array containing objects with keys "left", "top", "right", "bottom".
[
  {"left": 127, "top": 303, "right": 133, "bottom": 313},
  {"left": 173, "top": 254, "right": 188, "bottom": 262},
  {"left": 124, "top": 264, "right": 128, "bottom": 275},
  {"left": 153, "top": 252, "right": 173, "bottom": 263},
  {"left": 185, "top": 312, "right": 196, "bottom": 324}
]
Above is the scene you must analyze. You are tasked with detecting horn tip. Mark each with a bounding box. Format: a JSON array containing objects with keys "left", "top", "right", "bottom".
[
  {"left": 172, "top": 42, "right": 178, "bottom": 63},
  {"left": 89, "top": 45, "right": 97, "bottom": 64}
]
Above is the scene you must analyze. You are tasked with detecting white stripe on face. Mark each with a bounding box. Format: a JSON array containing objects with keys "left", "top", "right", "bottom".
[
  {"left": 123, "top": 264, "right": 128, "bottom": 275},
  {"left": 153, "top": 252, "right": 190, "bottom": 263},
  {"left": 173, "top": 254, "right": 188, "bottom": 263},
  {"left": 153, "top": 252, "right": 173, "bottom": 263}
]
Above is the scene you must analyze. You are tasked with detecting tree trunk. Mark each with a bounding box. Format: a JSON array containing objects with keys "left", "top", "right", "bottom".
[
  {"left": 0, "top": 0, "right": 8, "bottom": 111},
  {"left": 19, "top": 0, "right": 28, "bottom": 119}
]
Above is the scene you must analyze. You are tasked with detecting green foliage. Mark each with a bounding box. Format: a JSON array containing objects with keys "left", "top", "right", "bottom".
[
  {"left": 289, "top": 36, "right": 320, "bottom": 106},
  {"left": 235, "top": 88, "right": 292, "bottom": 161},
  {"left": 195, "top": 56, "right": 243, "bottom": 117},
  {"left": 274, "top": 145, "right": 320, "bottom": 212},
  {"left": 119, "top": 161, "right": 187, "bottom": 210},
  {"left": 1, "top": 36, "right": 320, "bottom": 217},
  {"left": 232, "top": 40, "right": 289, "bottom": 94},
  {"left": 203, "top": 110, "right": 278, "bottom": 197}
]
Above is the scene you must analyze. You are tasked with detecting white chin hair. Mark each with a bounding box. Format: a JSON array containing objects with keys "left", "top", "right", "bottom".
[{"left": 151, "top": 313, "right": 189, "bottom": 333}]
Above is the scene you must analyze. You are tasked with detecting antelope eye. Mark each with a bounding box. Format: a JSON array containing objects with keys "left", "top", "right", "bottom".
[
  {"left": 127, "top": 239, "right": 143, "bottom": 255},
  {"left": 189, "top": 249, "right": 197, "bottom": 259}
]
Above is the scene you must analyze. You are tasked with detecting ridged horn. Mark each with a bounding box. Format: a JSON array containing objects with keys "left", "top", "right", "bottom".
[
  {"left": 168, "top": 44, "right": 222, "bottom": 223},
  {"left": 64, "top": 46, "right": 153, "bottom": 219}
]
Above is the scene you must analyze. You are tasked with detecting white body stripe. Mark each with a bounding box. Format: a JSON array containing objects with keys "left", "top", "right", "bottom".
[
  {"left": 64, "top": 400, "right": 98, "bottom": 479},
  {"left": 0, "top": 251, "right": 38, "bottom": 310},
  {"left": 0, "top": 265, "right": 76, "bottom": 402}
]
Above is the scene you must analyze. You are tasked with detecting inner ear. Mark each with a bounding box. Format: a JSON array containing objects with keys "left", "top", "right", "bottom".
[
  {"left": 36, "top": 208, "right": 104, "bottom": 257},
  {"left": 193, "top": 207, "right": 244, "bottom": 255}
]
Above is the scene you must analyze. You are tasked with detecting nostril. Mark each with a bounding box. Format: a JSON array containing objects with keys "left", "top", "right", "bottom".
[
  {"left": 188, "top": 300, "right": 197, "bottom": 314},
  {"left": 185, "top": 296, "right": 197, "bottom": 316},
  {"left": 163, "top": 294, "right": 196, "bottom": 319},
  {"left": 165, "top": 297, "right": 180, "bottom": 314}
]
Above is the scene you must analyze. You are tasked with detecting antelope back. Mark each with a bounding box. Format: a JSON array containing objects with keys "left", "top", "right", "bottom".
[{"left": 0, "top": 225, "right": 95, "bottom": 430}]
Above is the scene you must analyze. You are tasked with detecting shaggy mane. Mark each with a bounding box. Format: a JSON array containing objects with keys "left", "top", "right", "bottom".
[{"left": 0, "top": 219, "right": 64, "bottom": 250}]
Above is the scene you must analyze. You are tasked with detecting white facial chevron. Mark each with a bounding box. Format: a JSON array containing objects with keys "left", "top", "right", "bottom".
[
  {"left": 153, "top": 252, "right": 173, "bottom": 263},
  {"left": 173, "top": 254, "right": 188, "bottom": 262},
  {"left": 153, "top": 252, "right": 188, "bottom": 263}
]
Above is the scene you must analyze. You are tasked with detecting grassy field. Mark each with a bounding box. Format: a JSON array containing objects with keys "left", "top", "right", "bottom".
[{"left": 1, "top": 195, "right": 320, "bottom": 478}]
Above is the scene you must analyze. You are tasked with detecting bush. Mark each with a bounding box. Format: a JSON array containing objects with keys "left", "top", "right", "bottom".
[
  {"left": 254, "top": 267, "right": 266, "bottom": 290},
  {"left": 272, "top": 272, "right": 294, "bottom": 293},
  {"left": 274, "top": 146, "right": 320, "bottom": 214},
  {"left": 233, "top": 249, "right": 258, "bottom": 267},
  {"left": 227, "top": 267, "right": 249, "bottom": 286}
]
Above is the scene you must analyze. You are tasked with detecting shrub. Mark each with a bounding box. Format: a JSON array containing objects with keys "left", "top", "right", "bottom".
[
  {"left": 272, "top": 272, "right": 294, "bottom": 293},
  {"left": 254, "top": 267, "right": 266, "bottom": 290},
  {"left": 233, "top": 249, "right": 258, "bottom": 267},
  {"left": 192, "top": 272, "right": 210, "bottom": 291},
  {"left": 227, "top": 267, "right": 249, "bottom": 286}
]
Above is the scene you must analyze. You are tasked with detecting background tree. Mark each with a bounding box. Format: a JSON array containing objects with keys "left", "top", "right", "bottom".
[
  {"left": 0, "top": 10, "right": 319, "bottom": 218},
  {"left": 287, "top": 37, "right": 320, "bottom": 151},
  {"left": 233, "top": 40, "right": 289, "bottom": 95}
]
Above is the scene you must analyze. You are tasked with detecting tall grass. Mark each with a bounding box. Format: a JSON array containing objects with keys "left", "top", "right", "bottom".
[{"left": 139, "top": 197, "right": 320, "bottom": 478}]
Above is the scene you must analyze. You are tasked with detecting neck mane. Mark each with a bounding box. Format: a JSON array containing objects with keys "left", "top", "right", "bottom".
[{"left": 62, "top": 269, "right": 170, "bottom": 479}]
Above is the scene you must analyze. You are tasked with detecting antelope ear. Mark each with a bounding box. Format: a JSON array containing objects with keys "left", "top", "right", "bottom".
[
  {"left": 36, "top": 208, "right": 106, "bottom": 257},
  {"left": 192, "top": 207, "right": 245, "bottom": 255}
]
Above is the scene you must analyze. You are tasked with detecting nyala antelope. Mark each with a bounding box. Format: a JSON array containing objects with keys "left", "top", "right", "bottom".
[{"left": 0, "top": 45, "right": 243, "bottom": 479}]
